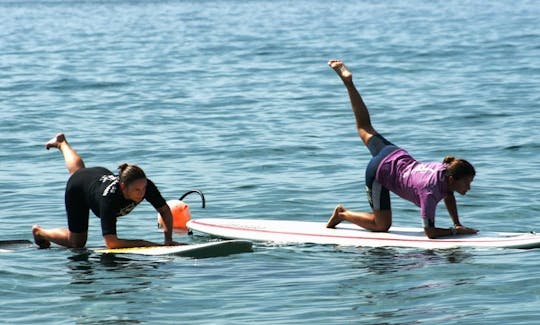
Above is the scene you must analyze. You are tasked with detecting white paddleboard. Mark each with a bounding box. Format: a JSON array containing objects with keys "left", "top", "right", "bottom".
[
  {"left": 95, "top": 240, "right": 253, "bottom": 258},
  {"left": 188, "top": 218, "right": 540, "bottom": 249}
]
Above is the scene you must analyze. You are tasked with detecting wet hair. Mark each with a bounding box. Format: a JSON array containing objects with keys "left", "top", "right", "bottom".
[
  {"left": 118, "top": 163, "right": 147, "bottom": 186},
  {"left": 443, "top": 156, "right": 475, "bottom": 180}
]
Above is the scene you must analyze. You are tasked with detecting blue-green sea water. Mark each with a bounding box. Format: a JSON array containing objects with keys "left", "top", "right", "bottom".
[{"left": 1, "top": 0, "right": 539, "bottom": 324}]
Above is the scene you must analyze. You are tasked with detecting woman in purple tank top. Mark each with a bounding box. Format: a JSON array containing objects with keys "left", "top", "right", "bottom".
[{"left": 326, "top": 60, "right": 478, "bottom": 239}]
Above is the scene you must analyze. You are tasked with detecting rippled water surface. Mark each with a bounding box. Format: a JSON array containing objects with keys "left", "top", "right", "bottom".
[{"left": 1, "top": 0, "right": 539, "bottom": 324}]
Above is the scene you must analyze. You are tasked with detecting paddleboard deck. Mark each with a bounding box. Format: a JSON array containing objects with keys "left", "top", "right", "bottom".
[
  {"left": 95, "top": 239, "right": 253, "bottom": 258},
  {"left": 187, "top": 218, "right": 540, "bottom": 249}
]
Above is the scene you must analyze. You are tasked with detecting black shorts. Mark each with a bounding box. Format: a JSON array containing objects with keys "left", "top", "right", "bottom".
[
  {"left": 64, "top": 167, "right": 109, "bottom": 233},
  {"left": 365, "top": 134, "right": 398, "bottom": 211}
]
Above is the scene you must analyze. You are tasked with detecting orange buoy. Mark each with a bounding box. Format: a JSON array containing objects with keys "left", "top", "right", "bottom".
[{"left": 157, "top": 200, "right": 191, "bottom": 230}]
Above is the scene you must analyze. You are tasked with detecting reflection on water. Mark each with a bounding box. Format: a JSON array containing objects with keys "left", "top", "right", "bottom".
[
  {"left": 65, "top": 249, "right": 170, "bottom": 290},
  {"left": 63, "top": 250, "right": 178, "bottom": 324},
  {"left": 66, "top": 250, "right": 94, "bottom": 285},
  {"left": 330, "top": 247, "right": 482, "bottom": 324},
  {"left": 346, "top": 246, "right": 474, "bottom": 275}
]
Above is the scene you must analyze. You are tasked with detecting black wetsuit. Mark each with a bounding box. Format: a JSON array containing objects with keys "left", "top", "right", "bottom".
[{"left": 64, "top": 167, "right": 166, "bottom": 236}]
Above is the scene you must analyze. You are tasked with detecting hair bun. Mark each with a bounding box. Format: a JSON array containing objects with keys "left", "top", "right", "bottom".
[
  {"left": 117, "top": 163, "right": 146, "bottom": 186},
  {"left": 443, "top": 156, "right": 476, "bottom": 180},
  {"left": 118, "top": 163, "right": 129, "bottom": 172},
  {"left": 443, "top": 156, "right": 456, "bottom": 164}
]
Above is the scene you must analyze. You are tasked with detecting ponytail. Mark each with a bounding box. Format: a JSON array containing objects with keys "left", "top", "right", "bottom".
[
  {"left": 118, "top": 163, "right": 147, "bottom": 186},
  {"left": 443, "top": 156, "right": 475, "bottom": 180}
]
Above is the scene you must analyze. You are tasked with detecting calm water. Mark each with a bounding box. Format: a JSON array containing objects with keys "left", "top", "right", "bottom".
[{"left": 1, "top": 0, "right": 539, "bottom": 324}]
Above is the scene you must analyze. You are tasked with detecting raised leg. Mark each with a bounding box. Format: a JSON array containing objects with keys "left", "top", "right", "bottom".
[
  {"left": 327, "top": 61, "right": 393, "bottom": 232},
  {"left": 328, "top": 60, "right": 378, "bottom": 146},
  {"left": 46, "top": 133, "right": 85, "bottom": 175}
]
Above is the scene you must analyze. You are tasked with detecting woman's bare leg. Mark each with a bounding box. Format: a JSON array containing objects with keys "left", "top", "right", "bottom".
[
  {"left": 36, "top": 133, "right": 87, "bottom": 248},
  {"left": 46, "top": 133, "right": 85, "bottom": 175},
  {"left": 327, "top": 205, "right": 392, "bottom": 232},
  {"left": 32, "top": 225, "right": 87, "bottom": 248},
  {"left": 327, "top": 60, "right": 392, "bottom": 232},
  {"left": 328, "top": 60, "right": 378, "bottom": 145}
]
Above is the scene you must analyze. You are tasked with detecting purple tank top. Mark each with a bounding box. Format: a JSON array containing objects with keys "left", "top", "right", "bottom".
[{"left": 375, "top": 149, "right": 448, "bottom": 221}]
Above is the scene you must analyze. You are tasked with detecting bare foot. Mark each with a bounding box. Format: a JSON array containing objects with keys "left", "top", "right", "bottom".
[
  {"left": 328, "top": 60, "right": 352, "bottom": 82},
  {"left": 45, "top": 133, "right": 66, "bottom": 150},
  {"left": 32, "top": 225, "right": 51, "bottom": 249},
  {"left": 327, "top": 205, "right": 346, "bottom": 228}
]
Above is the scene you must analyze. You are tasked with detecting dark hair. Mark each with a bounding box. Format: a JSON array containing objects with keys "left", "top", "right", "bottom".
[
  {"left": 118, "top": 163, "right": 146, "bottom": 186},
  {"left": 443, "top": 156, "right": 475, "bottom": 180}
]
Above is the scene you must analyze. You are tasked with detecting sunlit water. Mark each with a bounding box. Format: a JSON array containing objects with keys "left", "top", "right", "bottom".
[{"left": 1, "top": 0, "right": 539, "bottom": 324}]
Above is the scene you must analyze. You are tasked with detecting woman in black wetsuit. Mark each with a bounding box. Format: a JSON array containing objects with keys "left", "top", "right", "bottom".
[{"left": 32, "top": 133, "right": 181, "bottom": 249}]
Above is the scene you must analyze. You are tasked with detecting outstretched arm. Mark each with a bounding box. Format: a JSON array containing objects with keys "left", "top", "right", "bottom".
[
  {"left": 103, "top": 234, "right": 160, "bottom": 249},
  {"left": 444, "top": 193, "right": 461, "bottom": 226},
  {"left": 422, "top": 193, "right": 478, "bottom": 239},
  {"left": 444, "top": 193, "right": 478, "bottom": 234},
  {"left": 157, "top": 204, "right": 181, "bottom": 245}
]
